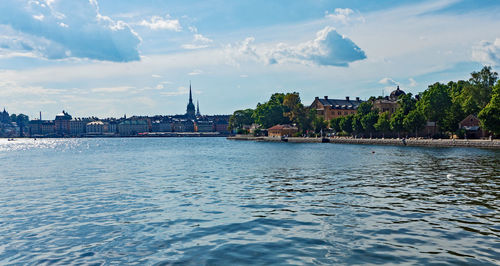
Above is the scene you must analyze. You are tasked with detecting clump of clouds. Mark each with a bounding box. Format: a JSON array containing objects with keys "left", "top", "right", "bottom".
[
  {"left": 226, "top": 27, "right": 366, "bottom": 67},
  {"left": 0, "top": 0, "right": 141, "bottom": 62},
  {"left": 267, "top": 26, "right": 366, "bottom": 66},
  {"left": 325, "top": 8, "right": 365, "bottom": 25},
  {"left": 139, "top": 14, "right": 181, "bottom": 31},
  {"left": 472, "top": 38, "right": 500, "bottom": 66},
  {"left": 181, "top": 33, "right": 213, "bottom": 49},
  {"left": 379, "top": 77, "right": 399, "bottom": 86}
]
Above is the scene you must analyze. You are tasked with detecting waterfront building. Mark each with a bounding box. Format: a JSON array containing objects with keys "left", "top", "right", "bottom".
[
  {"left": 152, "top": 119, "right": 172, "bottom": 132},
  {"left": 196, "top": 120, "right": 214, "bottom": 132},
  {"left": 0, "top": 108, "right": 11, "bottom": 124},
  {"left": 459, "top": 114, "right": 486, "bottom": 138},
  {"left": 268, "top": 124, "right": 298, "bottom": 137},
  {"left": 55, "top": 110, "right": 72, "bottom": 136},
  {"left": 117, "top": 119, "right": 149, "bottom": 136},
  {"left": 86, "top": 121, "right": 107, "bottom": 135},
  {"left": 172, "top": 119, "right": 195, "bottom": 132},
  {"left": 310, "top": 96, "right": 363, "bottom": 121},
  {"left": 372, "top": 86, "right": 406, "bottom": 115},
  {"left": 70, "top": 118, "right": 93, "bottom": 136}
]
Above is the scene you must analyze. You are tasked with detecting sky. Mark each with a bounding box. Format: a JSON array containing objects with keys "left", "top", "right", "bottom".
[{"left": 1, "top": 0, "right": 500, "bottom": 119}]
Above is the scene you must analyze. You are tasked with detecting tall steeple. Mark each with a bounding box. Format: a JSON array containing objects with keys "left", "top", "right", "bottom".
[
  {"left": 189, "top": 81, "right": 193, "bottom": 104},
  {"left": 186, "top": 81, "right": 196, "bottom": 118},
  {"left": 196, "top": 100, "right": 200, "bottom": 116}
]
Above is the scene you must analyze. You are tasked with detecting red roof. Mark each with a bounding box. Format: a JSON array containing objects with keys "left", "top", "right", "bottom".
[{"left": 268, "top": 124, "right": 297, "bottom": 130}]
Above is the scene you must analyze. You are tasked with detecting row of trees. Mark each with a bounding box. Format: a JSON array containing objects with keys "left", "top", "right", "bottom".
[
  {"left": 229, "top": 92, "right": 327, "bottom": 135},
  {"left": 229, "top": 66, "right": 500, "bottom": 137}
]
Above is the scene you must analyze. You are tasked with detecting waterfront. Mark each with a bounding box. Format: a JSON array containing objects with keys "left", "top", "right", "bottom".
[{"left": 0, "top": 138, "right": 499, "bottom": 265}]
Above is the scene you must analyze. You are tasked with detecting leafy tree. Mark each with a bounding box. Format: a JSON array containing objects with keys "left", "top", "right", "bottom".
[
  {"left": 403, "top": 109, "right": 426, "bottom": 137},
  {"left": 398, "top": 93, "right": 417, "bottom": 115},
  {"left": 312, "top": 115, "right": 328, "bottom": 135},
  {"left": 417, "top": 82, "right": 452, "bottom": 130},
  {"left": 361, "top": 110, "right": 379, "bottom": 138},
  {"left": 374, "top": 111, "right": 391, "bottom": 138},
  {"left": 390, "top": 110, "right": 405, "bottom": 138},
  {"left": 469, "top": 66, "right": 498, "bottom": 107},
  {"left": 329, "top": 117, "right": 342, "bottom": 132},
  {"left": 352, "top": 114, "right": 364, "bottom": 136},
  {"left": 356, "top": 101, "right": 373, "bottom": 116},
  {"left": 340, "top": 115, "right": 353, "bottom": 135},
  {"left": 441, "top": 101, "right": 465, "bottom": 133},
  {"left": 478, "top": 81, "right": 500, "bottom": 135},
  {"left": 252, "top": 93, "right": 290, "bottom": 128},
  {"left": 10, "top": 113, "right": 29, "bottom": 137},
  {"left": 228, "top": 109, "right": 254, "bottom": 130}
]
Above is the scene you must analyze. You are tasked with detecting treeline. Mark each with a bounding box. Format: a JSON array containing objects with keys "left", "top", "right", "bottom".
[
  {"left": 229, "top": 66, "right": 500, "bottom": 137},
  {"left": 229, "top": 93, "right": 328, "bottom": 135}
]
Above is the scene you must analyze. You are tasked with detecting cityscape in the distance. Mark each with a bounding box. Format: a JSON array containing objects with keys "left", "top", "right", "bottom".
[{"left": 0, "top": 84, "right": 231, "bottom": 137}]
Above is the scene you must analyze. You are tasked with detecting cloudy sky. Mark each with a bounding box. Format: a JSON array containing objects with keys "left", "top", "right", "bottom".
[{"left": 1, "top": 0, "right": 499, "bottom": 119}]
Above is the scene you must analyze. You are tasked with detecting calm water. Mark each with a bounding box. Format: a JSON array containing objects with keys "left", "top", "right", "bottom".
[{"left": 0, "top": 138, "right": 499, "bottom": 265}]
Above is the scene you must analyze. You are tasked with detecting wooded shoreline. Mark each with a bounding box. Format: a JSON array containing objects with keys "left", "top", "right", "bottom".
[{"left": 228, "top": 135, "right": 500, "bottom": 149}]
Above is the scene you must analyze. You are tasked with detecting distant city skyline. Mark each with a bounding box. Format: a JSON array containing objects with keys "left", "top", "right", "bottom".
[{"left": 1, "top": 0, "right": 500, "bottom": 119}]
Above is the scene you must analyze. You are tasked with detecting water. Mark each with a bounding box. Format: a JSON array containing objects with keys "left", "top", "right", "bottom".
[{"left": 0, "top": 138, "right": 499, "bottom": 265}]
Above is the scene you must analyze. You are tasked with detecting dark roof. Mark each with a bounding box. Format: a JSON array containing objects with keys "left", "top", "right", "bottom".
[
  {"left": 316, "top": 98, "right": 362, "bottom": 110},
  {"left": 389, "top": 86, "right": 406, "bottom": 100}
]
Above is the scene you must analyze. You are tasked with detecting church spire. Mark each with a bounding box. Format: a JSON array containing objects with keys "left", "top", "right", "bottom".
[
  {"left": 189, "top": 81, "right": 193, "bottom": 103},
  {"left": 196, "top": 100, "right": 200, "bottom": 116}
]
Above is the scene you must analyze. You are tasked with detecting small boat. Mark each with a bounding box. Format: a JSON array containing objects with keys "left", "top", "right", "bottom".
[{"left": 8, "top": 138, "right": 15, "bottom": 141}]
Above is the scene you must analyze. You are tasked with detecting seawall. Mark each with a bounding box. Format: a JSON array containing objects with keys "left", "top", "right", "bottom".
[{"left": 227, "top": 135, "right": 500, "bottom": 149}]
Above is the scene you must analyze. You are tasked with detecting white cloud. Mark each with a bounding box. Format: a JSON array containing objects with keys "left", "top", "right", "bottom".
[
  {"left": 0, "top": 0, "right": 141, "bottom": 62},
  {"left": 325, "top": 8, "right": 364, "bottom": 25},
  {"left": 151, "top": 74, "right": 162, "bottom": 78},
  {"left": 139, "top": 15, "right": 181, "bottom": 31},
  {"left": 472, "top": 38, "right": 500, "bottom": 66},
  {"left": 408, "top": 78, "right": 417, "bottom": 87},
  {"left": 161, "top": 86, "right": 189, "bottom": 96},
  {"left": 379, "top": 77, "right": 399, "bottom": 86},
  {"left": 182, "top": 33, "right": 213, "bottom": 50},
  {"left": 91, "top": 86, "right": 134, "bottom": 93},
  {"left": 267, "top": 26, "right": 366, "bottom": 66},
  {"left": 188, "top": 69, "right": 203, "bottom": 75}
]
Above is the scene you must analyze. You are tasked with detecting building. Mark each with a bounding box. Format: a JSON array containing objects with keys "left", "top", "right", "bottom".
[
  {"left": 70, "top": 118, "right": 93, "bottom": 136},
  {"left": 117, "top": 119, "right": 149, "bottom": 136},
  {"left": 86, "top": 121, "right": 107, "bottom": 135},
  {"left": 152, "top": 119, "right": 172, "bottom": 132},
  {"left": 196, "top": 120, "right": 214, "bottom": 132},
  {"left": 268, "top": 124, "right": 298, "bottom": 137},
  {"left": 372, "top": 86, "right": 406, "bottom": 116},
  {"left": 55, "top": 110, "right": 72, "bottom": 136},
  {"left": 310, "top": 96, "right": 363, "bottom": 121},
  {"left": 172, "top": 119, "right": 195, "bottom": 132},
  {"left": 459, "top": 114, "right": 486, "bottom": 138}
]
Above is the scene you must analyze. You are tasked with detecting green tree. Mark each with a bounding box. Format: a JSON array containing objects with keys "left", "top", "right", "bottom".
[
  {"left": 390, "top": 110, "right": 405, "bottom": 138},
  {"left": 356, "top": 101, "right": 373, "bottom": 116},
  {"left": 329, "top": 117, "right": 342, "bottom": 132},
  {"left": 352, "top": 114, "right": 364, "bottom": 136},
  {"left": 469, "top": 66, "right": 498, "bottom": 107},
  {"left": 374, "top": 111, "right": 391, "bottom": 138},
  {"left": 403, "top": 109, "right": 426, "bottom": 137},
  {"left": 228, "top": 109, "right": 254, "bottom": 130},
  {"left": 312, "top": 115, "right": 328, "bottom": 135},
  {"left": 441, "top": 101, "right": 465, "bottom": 133},
  {"left": 417, "top": 82, "right": 452, "bottom": 132},
  {"left": 361, "top": 110, "right": 379, "bottom": 138},
  {"left": 478, "top": 81, "right": 500, "bottom": 135},
  {"left": 340, "top": 115, "right": 354, "bottom": 135},
  {"left": 252, "top": 93, "right": 290, "bottom": 128}
]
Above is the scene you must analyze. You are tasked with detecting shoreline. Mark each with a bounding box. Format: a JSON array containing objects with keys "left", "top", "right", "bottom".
[{"left": 227, "top": 135, "right": 500, "bottom": 149}]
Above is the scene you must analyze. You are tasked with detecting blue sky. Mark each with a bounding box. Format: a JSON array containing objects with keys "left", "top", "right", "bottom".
[{"left": 1, "top": 0, "right": 500, "bottom": 119}]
